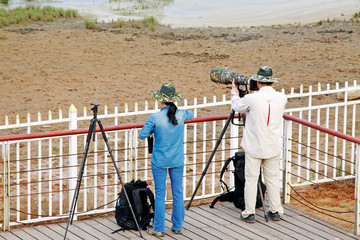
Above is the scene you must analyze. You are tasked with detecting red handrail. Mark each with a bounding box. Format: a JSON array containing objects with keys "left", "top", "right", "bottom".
[
  {"left": 283, "top": 113, "right": 360, "bottom": 144},
  {"left": 0, "top": 114, "right": 238, "bottom": 142},
  {"left": 0, "top": 113, "right": 359, "bottom": 144}
]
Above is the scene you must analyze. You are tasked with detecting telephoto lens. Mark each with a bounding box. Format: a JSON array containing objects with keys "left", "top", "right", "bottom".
[{"left": 210, "top": 67, "right": 250, "bottom": 85}]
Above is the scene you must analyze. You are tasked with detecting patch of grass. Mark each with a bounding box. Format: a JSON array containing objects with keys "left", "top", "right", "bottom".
[
  {"left": 143, "top": 16, "right": 156, "bottom": 30},
  {"left": 0, "top": 0, "right": 9, "bottom": 4},
  {"left": 113, "top": 16, "right": 158, "bottom": 30},
  {"left": 113, "top": 19, "right": 126, "bottom": 28},
  {"left": 0, "top": 5, "right": 79, "bottom": 28},
  {"left": 340, "top": 204, "right": 354, "bottom": 211},
  {"left": 85, "top": 19, "right": 98, "bottom": 29}
]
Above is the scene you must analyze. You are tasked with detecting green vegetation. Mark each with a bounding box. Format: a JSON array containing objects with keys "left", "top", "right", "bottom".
[
  {"left": 112, "top": 16, "right": 158, "bottom": 30},
  {"left": 85, "top": 19, "right": 98, "bottom": 29},
  {"left": 113, "top": 18, "right": 126, "bottom": 28},
  {"left": 0, "top": 0, "right": 9, "bottom": 5},
  {"left": 110, "top": 0, "right": 173, "bottom": 11},
  {"left": 353, "top": 12, "right": 360, "bottom": 19},
  {"left": 0, "top": 5, "right": 79, "bottom": 28}
]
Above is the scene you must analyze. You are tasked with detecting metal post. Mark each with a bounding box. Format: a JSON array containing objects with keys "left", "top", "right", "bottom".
[
  {"left": 282, "top": 119, "right": 292, "bottom": 204},
  {"left": 2, "top": 142, "right": 10, "bottom": 231},
  {"left": 354, "top": 143, "right": 360, "bottom": 235}
]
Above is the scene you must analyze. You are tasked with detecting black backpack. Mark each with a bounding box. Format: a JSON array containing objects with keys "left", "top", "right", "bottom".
[
  {"left": 210, "top": 152, "right": 266, "bottom": 210},
  {"left": 112, "top": 179, "right": 155, "bottom": 233}
]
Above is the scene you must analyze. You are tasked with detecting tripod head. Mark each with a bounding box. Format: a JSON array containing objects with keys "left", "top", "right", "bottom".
[
  {"left": 90, "top": 103, "right": 100, "bottom": 141},
  {"left": 91, "top": 103, "right": 99, "bottom": 119}
]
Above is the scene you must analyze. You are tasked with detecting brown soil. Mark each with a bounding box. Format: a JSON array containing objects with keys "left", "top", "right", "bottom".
[
  {"left": 0, "top": 18, "right": 359, "bottom": 231},
  {"left": 0, "top": 19, "right": 359, "bottom": 122},
  {"left": 290, "top": 179, "right": 355, "bottom": 232}
]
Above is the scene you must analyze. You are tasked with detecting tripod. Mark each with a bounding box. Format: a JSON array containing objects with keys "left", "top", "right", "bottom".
[
  {"left": 63, "top": 104, "right": 143, "bottom": 239},
  {"left": 185, "top": 87, "right": 269, "bottom": 221}
]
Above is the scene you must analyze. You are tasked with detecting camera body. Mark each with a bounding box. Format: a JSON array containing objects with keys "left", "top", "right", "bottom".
[{"left": 210, "top": 67, "right": 258, "bottom": 91}]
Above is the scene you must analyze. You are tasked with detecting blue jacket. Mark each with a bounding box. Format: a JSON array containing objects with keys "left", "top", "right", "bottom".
[{"left": 139, "top": 106, "right": 194, "bottom": 168}]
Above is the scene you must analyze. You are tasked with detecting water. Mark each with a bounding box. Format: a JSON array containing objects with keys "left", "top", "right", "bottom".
[{"left": 1, "top": 0, "right": 360, "bottom": 28}]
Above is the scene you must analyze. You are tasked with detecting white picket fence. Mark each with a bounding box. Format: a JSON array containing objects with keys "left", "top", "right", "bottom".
[{"left": 1, "top": 81, "right": 360, "bottom": 233}]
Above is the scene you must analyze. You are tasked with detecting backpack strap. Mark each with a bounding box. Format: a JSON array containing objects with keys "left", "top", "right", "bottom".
[
  {"left": 219, "top": 156, "right": 235, "bottom": 192},
  {"left": 146, "top": 188, "right": 155, "bottom": 211}
]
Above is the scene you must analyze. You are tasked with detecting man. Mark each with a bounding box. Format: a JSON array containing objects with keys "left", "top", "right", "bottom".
[{"left": 231, "top": 66, "right": 287, "bottom": 223}]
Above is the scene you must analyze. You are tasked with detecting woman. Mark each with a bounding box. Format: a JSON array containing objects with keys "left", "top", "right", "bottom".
[{"left": 139, "top": 82, "right": 194, "bottom": 237}]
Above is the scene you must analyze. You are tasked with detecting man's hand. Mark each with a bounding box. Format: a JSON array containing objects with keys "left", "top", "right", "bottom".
[{"left": 231, "top": 79, "right": 239, "bottom": 95}]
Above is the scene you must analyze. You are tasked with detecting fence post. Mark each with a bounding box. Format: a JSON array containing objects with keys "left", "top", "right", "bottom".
[
  {"left": 355, "top": 143, "right": 360, "bottom": 235},
  {"left": 68, "top": 104, "right": 78, "bottom": 219},
  {"left": 282, "top": 119, "right": 292, "bottom": 204},
  {"left": 2, "top": 142, "right": 10, "bottom": 231}
]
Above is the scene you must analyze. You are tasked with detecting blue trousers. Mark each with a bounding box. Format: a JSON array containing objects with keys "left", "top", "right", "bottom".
[{"left": 151, "top": 163, "right": 185, "bottom": 232}]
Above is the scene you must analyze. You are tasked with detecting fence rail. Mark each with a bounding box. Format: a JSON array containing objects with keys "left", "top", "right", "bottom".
[{"left": 1, "top": 80, "right": 360, "bottom": 234}]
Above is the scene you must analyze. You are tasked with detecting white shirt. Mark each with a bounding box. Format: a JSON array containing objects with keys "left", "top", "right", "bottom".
[{"left": 231, "top": 86, "right": 287, "bottom": 159}]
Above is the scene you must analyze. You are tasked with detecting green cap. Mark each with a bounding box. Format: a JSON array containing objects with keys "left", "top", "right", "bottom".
[
  {"left": 250, "top": 66, "right": 279, "bottom": 83},
  {"left": 152, "top": 82, "right": 183, "bottom": 102}
]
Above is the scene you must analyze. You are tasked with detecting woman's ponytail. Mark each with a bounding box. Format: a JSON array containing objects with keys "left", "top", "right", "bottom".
[{"left": 165, "top": 102, "right": 178, "bottom": 125}]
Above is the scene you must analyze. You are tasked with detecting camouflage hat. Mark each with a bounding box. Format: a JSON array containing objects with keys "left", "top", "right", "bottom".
[
  {"left": 250, "top": 66, "right": 279, "bottom": 83},
  {"left": 152, "top": 82, "right": 183, "bottom": 102}
]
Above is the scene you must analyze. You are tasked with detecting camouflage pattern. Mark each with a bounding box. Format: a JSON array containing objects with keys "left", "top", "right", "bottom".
[
  {"left": 152, "top": 82, "right": 183, "bottom": 102},
  {"left": 210, "top": 67, "right": 250, "bottom": 85},
  {"left": 250, "top": 66, "right": 279, "bottom": 83}
]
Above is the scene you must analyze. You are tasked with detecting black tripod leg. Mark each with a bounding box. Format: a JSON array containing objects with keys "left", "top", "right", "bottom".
[
  {"left": 258, "top": 180, "right": 269, "bottom": 222},
  {"left": 97, "top": 119, "right": 144, "bottom": 238},
  {"left": 64, "top": 119, "right": 95, "bottom": 240},
  {"left": 186, "top": 110, "right": 235, "bottom": 210}
]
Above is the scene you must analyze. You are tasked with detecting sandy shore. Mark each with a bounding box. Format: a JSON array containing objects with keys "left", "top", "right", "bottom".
[{"left": 0, "top": 19, "right": 359, "bottom": 123}]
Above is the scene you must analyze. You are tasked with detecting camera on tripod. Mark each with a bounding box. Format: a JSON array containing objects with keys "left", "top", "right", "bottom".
[{"left": 210, "top": 67, "right": 259, "bottom": 91}]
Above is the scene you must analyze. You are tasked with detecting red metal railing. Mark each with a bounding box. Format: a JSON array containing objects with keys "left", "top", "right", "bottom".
[{"left": 0, "top": 114, "right": 239, "bottom": 142}]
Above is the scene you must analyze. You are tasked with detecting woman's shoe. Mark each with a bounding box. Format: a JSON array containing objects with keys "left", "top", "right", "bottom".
[
  {"left": 147, "top": 228, "right": 165, "bottom": 237},
  {"left": 171, "top": 227, "right": 182, "bottom": 234}
]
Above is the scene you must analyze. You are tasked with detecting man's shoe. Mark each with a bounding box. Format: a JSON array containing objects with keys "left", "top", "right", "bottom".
[
  {"left": 171, "top": 227, "right": 182, "bottom": 234},
  {"left": 268, "top": 211, "right": 281, "bottom": 221},
  {"left": 147, "top": 228, "right": 165, "bottom": 237},
  {"left": 241, "top": 214, "right": 255, "bottom": 223}
]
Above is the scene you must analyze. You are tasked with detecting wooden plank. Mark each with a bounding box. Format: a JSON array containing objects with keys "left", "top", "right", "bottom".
[
  {"left": 44, "top": 223, "right": 82, "bottom": 240},
  {"left": 0, "top": 231, "right": 22, "bottom": 240},
  {"left": 97, "top": 217, "right": 139, "bottom": 239},
  {"left": 283, "top": 205, "right": 359, "bottom": 240},
  {"left": 83, "top": 219, "right": 122, "bottom": 239},
  {"left": 59, "top": 222, "right": 102, "bottom": 239},
  {"left": 257, "top": 211, "right": 324, "bottom": 240},
  {"left": 198, "top": 205, "right": 266, "bottom": 240},
  {"left": 74, "top": 221, "right": 114, "bottom": 240},
  {"left": 100, "top": 217, "right": 159, "bottom": 240},
  {"left": 224, "top": 203, "right": 319, "bottom": 240},
  {"left": 222, "top": 202, "right": 319, "bottom": 240},
  {"left": 0, "top": 203, "right": 358, "bottom": 240},
  {"left": 21, "top": 226, "right": 53, "bottom": 240},
  {"left": 164, "top": 218, "right": 191, "bottom": 240},
  {"left": 8, "top": 229, "right": 37, "bottom": 240},
  {"left": 165, "top": 212, "right": 206, "bottom": 240},
  {"left": 215, "top": 203, "right": 291, "bottom": 240},
  {"left": 176, "top": 212, "right": 220, "bottom": 240},
  {"left": 92, "top": 217, "right": 131, "bottom": 239},
  {"left": 33, "top": 225, "right": 64, "bottom": 240},
  {"left": 187, "top": 207, "right": 244, "bottom": 240},
  {"left": 185, "top": 209, "right": 236, "bottom": 239}
]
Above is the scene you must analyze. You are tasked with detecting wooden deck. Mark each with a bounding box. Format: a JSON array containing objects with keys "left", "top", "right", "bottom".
[{"left": 1, "top": 203, "right": 359, "bottom": 240}]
